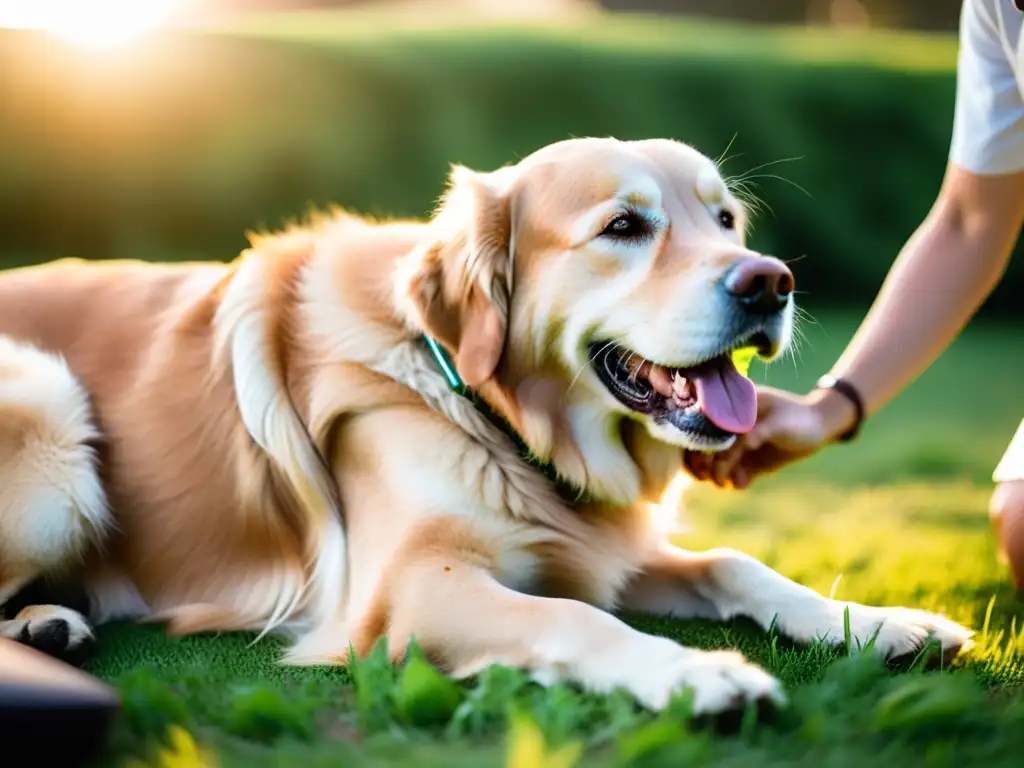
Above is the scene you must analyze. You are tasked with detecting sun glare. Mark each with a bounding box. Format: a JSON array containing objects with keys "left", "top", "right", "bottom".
[{"left": 0, "top": 0, "right": 178, "bottom": 50}]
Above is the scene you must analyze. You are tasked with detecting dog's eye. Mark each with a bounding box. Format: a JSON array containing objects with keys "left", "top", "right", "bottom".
[
  {"left": 718, "top": 209, "right": 735, "bottom": 230},
  {"left": 600, "top": 212, "right": 650, "bottom": 241}
]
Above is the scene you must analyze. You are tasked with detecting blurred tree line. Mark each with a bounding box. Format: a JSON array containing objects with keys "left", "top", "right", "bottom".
[
  {"left": 2, "top": 12, "right": 1019, "bottom": 318},
  {"left": 599, "top": 0, "right": 963, "bottom": 32},
  {"left": 211, "top": 0, "right": 965, "bottom": 31}
]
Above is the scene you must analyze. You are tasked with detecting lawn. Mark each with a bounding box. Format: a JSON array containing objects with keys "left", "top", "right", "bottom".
[{"left": 86, "top": 308, "right": 1024, "bottom": 767}]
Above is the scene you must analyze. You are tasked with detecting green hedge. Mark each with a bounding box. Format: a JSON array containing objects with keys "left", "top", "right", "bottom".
[{"left": 0, "top": 15, "right": 1020, "bottom": 315}]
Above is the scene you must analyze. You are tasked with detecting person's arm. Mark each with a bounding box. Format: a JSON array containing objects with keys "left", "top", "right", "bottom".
[
  {"left": 692, "top": 168, "right": 1024, "bottom": 489},
  {"left": 690, "top": 0, "right": 1024, "bottom": 490},
  {"left": 813, "top": 165, "right": 1024, "bottom": 441},
  {"left": 814, "top": 0, "right": 1024, "bottom": 439}
]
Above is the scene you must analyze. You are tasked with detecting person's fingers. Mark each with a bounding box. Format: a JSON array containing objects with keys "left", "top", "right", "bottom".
[
  {"left": 712, "top": 437, "right": 748, "bottom": 487},
  {"left": 720, "top": 436, "right": 774, "bottom": 489},
  {"left": 681, "top": 450, "right": 696, "bottom": 476},
  {"left": 731, "top": 447, "right": 782, "bottom": 488},
  {"left": 695, "top": 453, "right": 716, "bottom": 482},
  {"left": 682, "top": 450, "right": 712, "bottom": 481},
  {"left": 742, "top": 415, "right": 775, "bottom": 452},
  {"left": 730, "top": 465, "right": 751, "bottom": 489},
  {"left": 687, "top": 408, "right": 781, "bottom": 487},
  {"left": 719, "top": 404, "right": 794, "bottom": 486},
  {"left": 747, "top": 444, "right": 795, "bottom": 480},
  {"left": 693, "top": 450, "right": 723, "bottom": 484}
]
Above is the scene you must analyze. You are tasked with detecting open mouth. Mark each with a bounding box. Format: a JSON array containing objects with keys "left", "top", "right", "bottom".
[{"left": 589, "top": 334, "right": 770, "bottom": 441}]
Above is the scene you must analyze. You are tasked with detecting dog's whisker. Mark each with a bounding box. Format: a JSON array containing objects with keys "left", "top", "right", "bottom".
[
  {"left": 730, "top": 155, "right": 804, "bottom": 183},
  {"left": 783, "top": 315, "right": 811, "bottom": 371},
  {"left": 714, "top": 133, "right": 742, "bottom": 169},
  {"left": 622, "top": 350, "right": 640, "bottom": 383},
  {"left": 725, "top": 179, "right": 774, "bottom": 222},
  {"left": 633, "top": 356, "right": 651, "bottom": 385},
  {"left": 625, "top": 351, "right": 646, "bottom": 384},
  {"left": 738, "top": 173, "right": 814, "bottom": 201},
  {"left": 793, "top": 303, "right": 821, "bottom": 325},
  {"left": 735, "top": 184, "right": 777, "bottom": 222},
  {"left": 567, "top": 339, "right": 619, "bottom": 393},
  {"left": 729, "top": 188, "right": 764, "bottom": 216},
  {"left": 569, "top": 344, "right": 606, "bottom": 391}
]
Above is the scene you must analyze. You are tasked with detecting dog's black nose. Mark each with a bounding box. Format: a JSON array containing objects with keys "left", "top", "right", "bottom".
[{"left": 723, "top": 256, "right": 794, "bottom": 314}]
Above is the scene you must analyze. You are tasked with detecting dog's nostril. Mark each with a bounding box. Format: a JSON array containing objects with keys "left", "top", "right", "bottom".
[
  {"left": 746, "top": 274, "right": 769, "bottom": 300},
  {"left": 777, "top": 271, "right": 794, "bottom": 297},
  {"left": 724, "top": 257, "right": 794, "bottom": 313}
]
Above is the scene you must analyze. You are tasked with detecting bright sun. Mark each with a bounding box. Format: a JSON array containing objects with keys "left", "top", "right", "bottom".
[{"left": 0, "top": 0, "right": 179, "bottom": 50}]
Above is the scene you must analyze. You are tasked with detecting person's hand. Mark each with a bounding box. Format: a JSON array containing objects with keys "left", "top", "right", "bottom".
[
  {"left": 990, "top": 480, "right": 1024, "bottom": 590},
  {"left": 683, "top": 385, "right": 858, "bottom": 489}
]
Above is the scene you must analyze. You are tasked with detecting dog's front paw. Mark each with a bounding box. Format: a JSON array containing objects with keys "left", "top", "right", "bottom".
[
  {"left": 663, "top": 649, "right": 785, "bottom": 716},
  {"left": 623, "top": 639, "right": 786, "bottom": 715},
  {"left": 839, "top": 604, "right": 973, "bottom": 665},
  {"left": 0, "top": 604, "right": 96, "bottom": 667}
]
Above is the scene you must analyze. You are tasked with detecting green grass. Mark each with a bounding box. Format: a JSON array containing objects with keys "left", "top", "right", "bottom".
[{"left": 85, "top": 309, "right": 1024, "bottom": 766}]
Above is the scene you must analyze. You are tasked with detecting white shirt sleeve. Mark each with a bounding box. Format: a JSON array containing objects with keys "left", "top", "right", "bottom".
[
  {"left": 949, "top": 0, "right": 1024, "bottom": 175},
  {"left": 994, "top": 418, "right": 1024, "bottom": 482}
]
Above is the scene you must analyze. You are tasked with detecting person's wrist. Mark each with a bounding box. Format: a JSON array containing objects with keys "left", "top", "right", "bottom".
[{"left": 805, "top": 384, "right": 861, "bottom": 445}]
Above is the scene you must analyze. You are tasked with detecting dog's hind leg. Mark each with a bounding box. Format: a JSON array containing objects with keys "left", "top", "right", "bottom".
[
  {"left": 0, "top": 337, "right": 111, "bottom": 665},
  {"left": 619, "top": 543, "right": 974, "bottom": 665}
]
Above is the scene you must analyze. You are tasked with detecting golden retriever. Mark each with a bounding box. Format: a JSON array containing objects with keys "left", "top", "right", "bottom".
[{"left": 0, "top": 137, "right": 971, "bottom": 715}]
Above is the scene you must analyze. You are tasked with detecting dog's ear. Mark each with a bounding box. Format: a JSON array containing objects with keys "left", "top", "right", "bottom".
[{"left": 401, "top": 164, "right": 516, "bottom": 389}]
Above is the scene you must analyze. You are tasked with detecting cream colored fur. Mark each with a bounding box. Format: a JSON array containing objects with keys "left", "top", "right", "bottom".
[{"left": 0, "top": 138, "right": 971, "bottom": 714}]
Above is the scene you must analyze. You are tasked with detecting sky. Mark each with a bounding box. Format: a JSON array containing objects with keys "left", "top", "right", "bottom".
[{"left": 0, "top": 0, "right": 190, "bottom": 46}]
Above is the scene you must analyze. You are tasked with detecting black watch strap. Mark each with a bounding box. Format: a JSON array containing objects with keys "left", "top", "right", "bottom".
[{"left": 815, "top": 375, "right": 865, "bottom": 443}]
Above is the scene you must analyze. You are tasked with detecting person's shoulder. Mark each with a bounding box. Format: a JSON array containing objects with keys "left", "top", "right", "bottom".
[
  {"left": 950, "top": 0, "right": 1024, "bottom": 174},
  {"left": 961, "top": 0, "right": 1020, "bottom": 50}
]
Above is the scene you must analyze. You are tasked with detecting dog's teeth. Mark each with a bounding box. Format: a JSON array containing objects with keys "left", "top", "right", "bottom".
[
  {"left": 672, "top": 373, "right": 690, "bottom": 398},
  {"left": 670, "top": 371, "right": 697, "bottom": 409}
]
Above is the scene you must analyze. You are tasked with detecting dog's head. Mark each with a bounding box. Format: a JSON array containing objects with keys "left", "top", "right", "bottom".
[{"left": 400, "top": 137, "right": 795, "bottom": 502}]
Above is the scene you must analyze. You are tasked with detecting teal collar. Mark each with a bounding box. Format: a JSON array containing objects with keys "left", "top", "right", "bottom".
[{"left": 423, "top": 336, "right": 591, "bottom": 505}]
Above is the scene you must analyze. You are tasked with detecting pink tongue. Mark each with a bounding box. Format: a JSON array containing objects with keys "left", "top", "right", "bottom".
[{"left": 690, "top": 357, "right": 757, "bottom": 434}]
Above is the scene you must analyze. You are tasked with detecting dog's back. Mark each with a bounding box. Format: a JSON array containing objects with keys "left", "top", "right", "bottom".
[{"left": 0, "top": 257, "right": 320, "bottom": 656}]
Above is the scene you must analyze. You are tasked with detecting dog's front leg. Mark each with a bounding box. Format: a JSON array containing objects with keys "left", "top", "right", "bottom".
[
  {"left": 365, "top": 519, "right": 783, "bottom": 714},
  {"left": 620, "top": 544, "right": 973, "bottom": 662}
]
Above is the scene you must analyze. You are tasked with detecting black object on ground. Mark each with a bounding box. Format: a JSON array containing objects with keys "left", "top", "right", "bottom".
[{"left": 0, "top": 637, "right": 119, "bottom": 766}]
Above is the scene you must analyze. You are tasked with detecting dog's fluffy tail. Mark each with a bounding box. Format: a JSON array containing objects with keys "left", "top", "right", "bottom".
[{"left": 213, "top": 252, "right": 348, "bottom": 640}]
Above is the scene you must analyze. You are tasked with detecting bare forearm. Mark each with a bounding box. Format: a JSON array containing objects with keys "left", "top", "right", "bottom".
[
  {"left": 833, "top": 209, "right": 1011, "bottom": 408},
  {"left": 814, "top": 167, "right": 1024, "bottom": 437}
]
